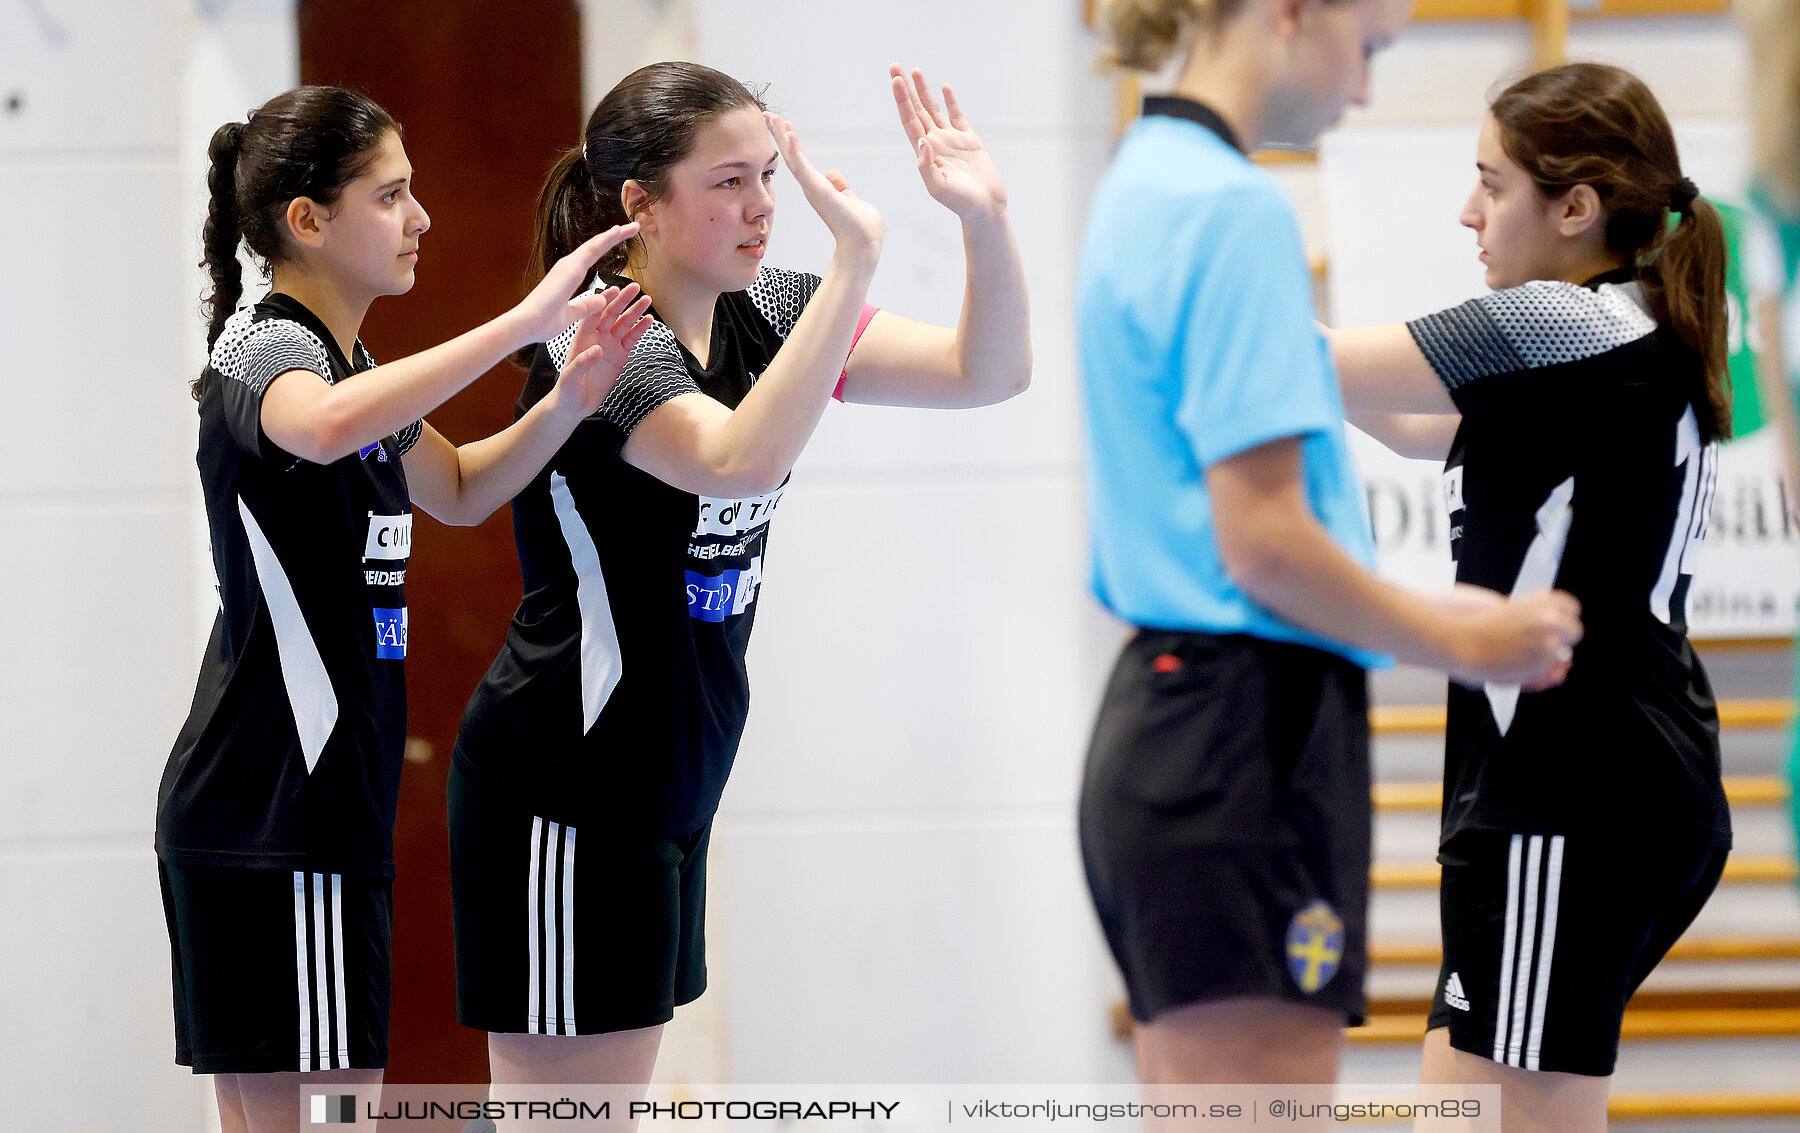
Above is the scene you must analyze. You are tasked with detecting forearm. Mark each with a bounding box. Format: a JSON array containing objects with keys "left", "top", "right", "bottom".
[
  {"left": 291, "top": 313, "right": 526, "bottom": 464},
  {"left": 1228, "top": 514, "right": 1465, "bottom": 671},
  {"left": 697, "top": 251, "right": 877, "bottom": 491},
  {"left": 946, "top": 207, "right": 1032, "bottom": 406},
  {"left": 425, "top": 397, "right": 583, "bottom": 526}
]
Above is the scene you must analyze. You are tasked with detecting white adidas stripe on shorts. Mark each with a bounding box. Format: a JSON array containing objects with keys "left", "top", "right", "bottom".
[
  {"left": 293, "top": 870, "right": 350, "bottom": 1072},
  {"left": 1491, "top": 833, "right": 1566, "bottom": 1071}
]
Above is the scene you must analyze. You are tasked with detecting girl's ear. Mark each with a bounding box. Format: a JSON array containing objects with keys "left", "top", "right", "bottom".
[
  {"left": 1557, "top": 183, "right": 1606, "bottom": 240},
  {"left": 284, "top": 197, "right": 328, "bottom": 250},
  {"left": 621, "top": 180, "right": 654, "bottom": 234}
]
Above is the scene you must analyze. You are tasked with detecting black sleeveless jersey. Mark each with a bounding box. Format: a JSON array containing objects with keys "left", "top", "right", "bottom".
[
  {"left": 453, "top": 267, "right": 827, "bottom": 836},
  {"left": 157, "top": 294, "right": 423, "bottom": 877},
  {"left": 1408, "top": 271, "right": 1731, "bottom": 847}
]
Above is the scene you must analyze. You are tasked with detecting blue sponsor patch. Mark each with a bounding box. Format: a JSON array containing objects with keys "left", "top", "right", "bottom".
[
  {"left": 358, "top": 441, "right": 388, "bottom": 462},
  {"left": 1284, "top": 900, "right": 1345, "bottom": 994},
  {"left": 372, "top": 607, "right": 408, "bottom": 659},
  {"left": 685, "top": 567, "right": 759, "bottom": 623}
]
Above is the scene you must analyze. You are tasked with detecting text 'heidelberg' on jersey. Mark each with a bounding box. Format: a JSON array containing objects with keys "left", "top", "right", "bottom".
[{"left": 685, "top": 486, "right": 784, "bottom": 624}]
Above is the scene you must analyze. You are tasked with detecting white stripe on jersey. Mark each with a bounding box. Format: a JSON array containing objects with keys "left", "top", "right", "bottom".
[
  {"left": 549, "top": 474, "right": 623, "bottom": 731},
  {"left": 239, "top": 498, "right": 338, "bottom": 771},
  {"left": 1650, "top": 407, "right": 1717, "bottom": 627},
  {"left": 1485, "top": 478, "right": 1573, "bottom": 735}
]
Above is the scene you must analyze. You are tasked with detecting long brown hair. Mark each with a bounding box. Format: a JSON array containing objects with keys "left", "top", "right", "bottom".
[
  {"left": 198, "top": 86, "right": 399, "bottom": 398},
  {"left": 1490, "top": 63, "right": 1731, "bottom": 441}
]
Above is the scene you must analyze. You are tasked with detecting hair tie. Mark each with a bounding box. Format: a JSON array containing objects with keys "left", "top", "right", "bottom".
[
  {"left": 1669, "top": 176, "right": 1699, "bottom": 214},
  {"left": 581, "top": 137, "right": 589, "bottom": 164}
]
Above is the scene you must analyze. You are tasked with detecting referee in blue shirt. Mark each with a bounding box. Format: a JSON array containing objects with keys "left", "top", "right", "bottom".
[{"left": 1077, "top": 0, "right": 1580, "bottom": 1092}]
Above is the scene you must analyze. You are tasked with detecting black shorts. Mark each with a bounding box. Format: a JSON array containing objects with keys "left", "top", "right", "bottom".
[
  {"left": 449, "top": 760, "right": 709, "bottom": 1036},
  {"left": 1079, "top": 629, "right": 1372, "bottom": 1025},
  {"left": 159, "top": 859, "right": 391, "bottom": 1074},
  {"left": 1428, "top": 829, "right": 1727, "bottom": 1076}
]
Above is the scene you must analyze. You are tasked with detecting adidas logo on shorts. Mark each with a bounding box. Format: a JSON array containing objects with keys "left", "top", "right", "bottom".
[{"left": 1444, "top": 971, "right": 1472, "bottom": 1012}]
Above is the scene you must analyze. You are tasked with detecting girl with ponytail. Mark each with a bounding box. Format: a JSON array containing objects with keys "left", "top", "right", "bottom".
[
  {"left": 159, "top": 84, "right": 652, "bottom": 1132},
  {"left": 447, "top": 60, "right": 1030, "bottom": 1101},
  {"left": 1076, "top": 0, "right": 1581, "bottom": 1102},
  {"left": 1331, "top": 63, "right": 1733, "bottom": 1129}
]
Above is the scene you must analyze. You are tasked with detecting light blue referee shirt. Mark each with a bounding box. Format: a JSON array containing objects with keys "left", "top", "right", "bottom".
[{"left": 1078, "top": 97, "right": 1383, "bottom": 668}]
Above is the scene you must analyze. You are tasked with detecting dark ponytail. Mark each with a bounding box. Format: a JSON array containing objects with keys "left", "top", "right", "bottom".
[
  {"left": 1491, "top": 63, "right": 1732, "bottom": 441},
  {"left": 528, "top": 145, "right": 627, "bottom": 284},
  {"left": 201, "top": 122, "right": 246, "bottom": 375},
  {"left": 194, "top": 86, "right": 399, "bottom": 399}
]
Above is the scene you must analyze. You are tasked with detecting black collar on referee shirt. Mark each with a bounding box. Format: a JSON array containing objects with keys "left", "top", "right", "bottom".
[{"left": 1142, "top": 96, "right": 1246, "bottom": 156}]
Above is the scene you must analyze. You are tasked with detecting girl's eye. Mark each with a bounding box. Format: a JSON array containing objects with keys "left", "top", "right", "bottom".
[
  {"left": 384, "top": 192, "right": 398, "bottom": 204},
  {"left": 762, "top": 169, "right": 776, "bottom": 182},
  {"left": 720, "top": 177, "right": 740, "bottom": 189}
]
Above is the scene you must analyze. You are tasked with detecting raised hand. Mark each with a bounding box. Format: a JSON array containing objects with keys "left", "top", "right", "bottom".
[
  {"left": 514, "top": 222, "right": 641, "bottom": 347},
  {"left": 547, "top": 282, "right": 655, "bottom": 419},
  {"left": 763, "top": 111, "right": 884, "bottom": 261},
  {"left": 889, "top": 64, "right": 1008, "bottom": 222}
]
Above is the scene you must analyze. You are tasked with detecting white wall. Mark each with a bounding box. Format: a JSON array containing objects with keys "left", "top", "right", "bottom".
[
  {"left": 0, "top": 1, "right": 294, "bottom": 1128},
  {"left": 683, "top": 0, "right": 1134, "bottom": 1085}
]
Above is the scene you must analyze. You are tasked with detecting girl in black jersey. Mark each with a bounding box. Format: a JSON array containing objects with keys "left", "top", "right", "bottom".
[
  {"left": 158, "top": 85, "right": 652, "bottom": 1132},
  {"left": 1330, "top": 64, "right": 1732, "bottom": 1132},
  {"left": 447, "top": 61, "right": 1030, "bottom": 1099}
]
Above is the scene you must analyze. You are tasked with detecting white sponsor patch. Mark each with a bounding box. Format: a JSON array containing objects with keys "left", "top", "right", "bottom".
[
  {"left": 1442, "top": 464, "right": 1465, "bottom": 513},
  {"left": 692, "top": 486, "right": 785, "bottom": 539},
  {"left": 364, "top": 512, "right": 413, "bottom": 561}
]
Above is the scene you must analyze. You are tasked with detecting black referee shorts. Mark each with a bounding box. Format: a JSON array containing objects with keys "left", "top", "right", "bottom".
[
  {"left": 1429, "top": 829, "right": 1727, "bottom": 1076},
  {"left": 159, "top": 859, "right": 391, "bottom": 1074},
  {"left": 449, "top": 760, "right": 709, "bottom": 1036},
  {"left": 1079, "top": 629, "right": 1372, "bottom": 1025}
]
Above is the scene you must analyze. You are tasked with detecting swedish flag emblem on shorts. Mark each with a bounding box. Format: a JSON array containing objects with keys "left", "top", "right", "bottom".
[{"left": 1284, "top": 900, "right": 1345, "bottom": 994}]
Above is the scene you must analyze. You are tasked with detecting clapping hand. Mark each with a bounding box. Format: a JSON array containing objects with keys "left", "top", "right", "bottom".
[
  {"left": 764, "top": 111, "right": 885, "bottom": 261},
  {"left": 548, "top": 282, "right": 655, "bottom": 419},
  {"left": 890, "top": 64, "right": 1008, "bottom": 222}
]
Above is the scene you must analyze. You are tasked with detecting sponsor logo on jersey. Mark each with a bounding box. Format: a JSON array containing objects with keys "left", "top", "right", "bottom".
[
  {"left": 685, "top": 557, "right": 763, "bottom": 623},
  {"left": 1284, "top": 900, "right": 1345, "bottom": 994},
  {"left": 364, "top": 513, "right": 412, "bottom": 561},
  {"left": 372, "top": 607, "right": 408, "bottom": 659},
  {"left": 357, "top": 440, "right": 388, "bottom": 463},
  {"left": 1444, "top": 971, "right": 1471, "bottom": 1012},
  {"left": 364, "top": 569, "right": 406, "bottom": 587},
  {"left": 692, "top": 486, "right": 785, "bottom": 539},
  {"left": 1443, "top": 464, "right": 1465, "bottom": 514}
]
